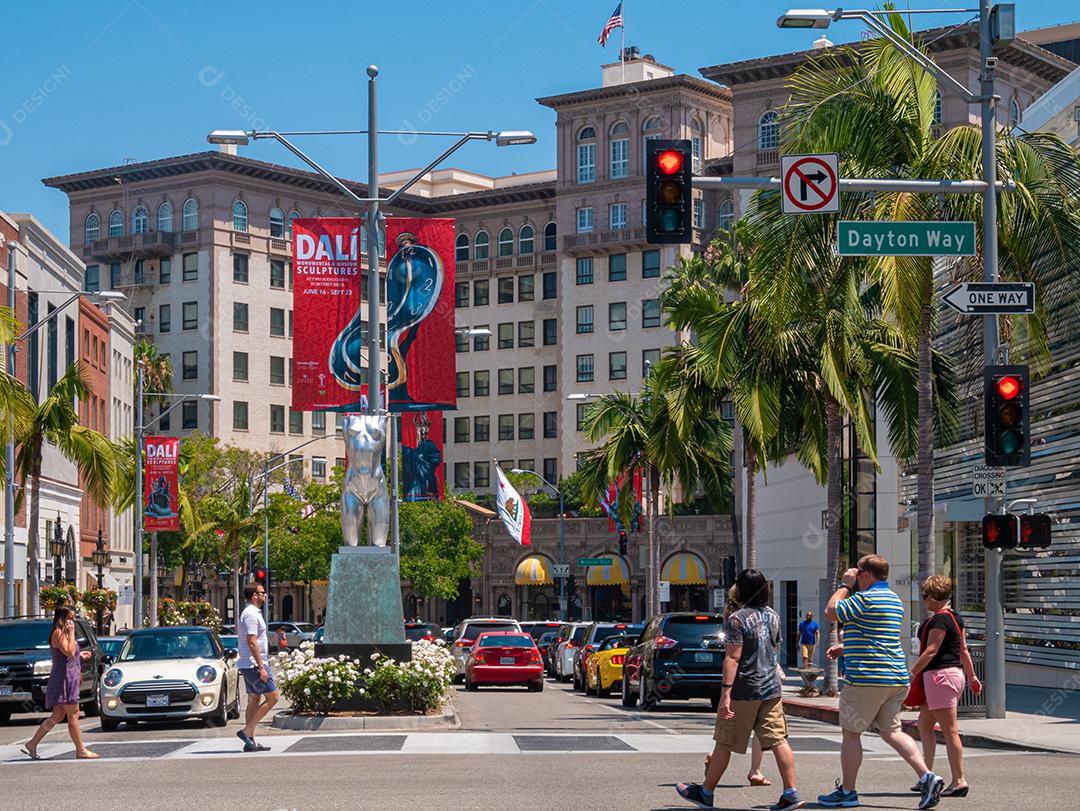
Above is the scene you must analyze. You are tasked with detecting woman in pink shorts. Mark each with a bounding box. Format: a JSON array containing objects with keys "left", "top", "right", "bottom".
[{"left": 910, "top": 576, "right": 982, "bottom": 797}]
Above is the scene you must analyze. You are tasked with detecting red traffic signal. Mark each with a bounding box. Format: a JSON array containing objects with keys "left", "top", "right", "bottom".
[
  {"left": 657, "top": 149, "right": 683, "bottom": 175},
  {"left": 255, "top": 568, "right": 267, "bottom": 581},
  {"left": 996, "top": 376, "right": 1021, "bottom": 400},
  {"left": 1018, "top": 513, "right": 1052, "bottom": 549},
  {"left": 984, "top": 365, "right": 1030, "bottom": 467},
  {"left": 646, "top": 139, "right": 693, "bottom": 244},
  {"left": 982, "top": 513, "right": 1017, "bottom": 549}
]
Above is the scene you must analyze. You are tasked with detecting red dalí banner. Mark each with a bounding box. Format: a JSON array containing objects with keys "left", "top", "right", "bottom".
[
  {"left": 291, "top": 218, "right": 364, "bottom": 411},
  {"left": 143, "top": 436, "right": 180, "bottom": 532},
  {"left": 400, "top": 411, "right": 444, "bottom": 502},
  {"left": 385, "top": 218, "right": 456, "bottom": 412}
]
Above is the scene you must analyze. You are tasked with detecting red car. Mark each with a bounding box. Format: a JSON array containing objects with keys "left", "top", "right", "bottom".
[{"left": 464, "top": 631, "right": 544, "bottom": 692}]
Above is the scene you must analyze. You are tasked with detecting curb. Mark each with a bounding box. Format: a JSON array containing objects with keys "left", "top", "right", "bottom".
[{"left": 271, "top": 700, "right": 459, "bottom": 732}]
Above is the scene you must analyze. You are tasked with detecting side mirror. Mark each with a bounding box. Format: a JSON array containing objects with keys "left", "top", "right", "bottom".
[
  {"left": 224, "top": 648, "right": 238, "bottom": 660},
  {"left": 100, "top": 655, "right": 114, "bottom": 668}
]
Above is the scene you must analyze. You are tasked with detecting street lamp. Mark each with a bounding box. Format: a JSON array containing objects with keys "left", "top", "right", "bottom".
[
  {"left": 456, "top": 326, "right": 492, "bottom": 337},
  {"left": 49, "top": 514, "right": 65, "bottom": 587},
  {"left": 91, "top": 528, "right": 108, "bottom": 633},
  {"left": 512, "top": 468, "right": 566, "bottom": 622}
]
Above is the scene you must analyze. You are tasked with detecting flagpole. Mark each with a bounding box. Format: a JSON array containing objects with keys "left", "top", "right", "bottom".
[{"left": 620, "top": 1, "right": 626, "bottom": 85}]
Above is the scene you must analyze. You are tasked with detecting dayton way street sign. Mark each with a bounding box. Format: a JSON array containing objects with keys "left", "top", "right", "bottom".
[
  {"left": 943, "top": 282, "right": 1035, "bottom": 315},
  {"left": 837, "top": 220, "right": 976, "bottom": 256},
  {"left": 577, "top": 557, "right": 612, "bottom": 567},
  {"left": 781, "top": 153, "right": 839, "bottom": 215},
  {"left": 972, "top": 464, "right": 1006, "bottom": 498}
]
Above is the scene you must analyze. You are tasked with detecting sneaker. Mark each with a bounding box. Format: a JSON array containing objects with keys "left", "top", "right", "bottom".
[
  {"left": 254, "top": 742, "right": 271, "bottom": 751},
  {"left": 918, "top": 773, "right": 945, "bottom": 810},
  {"left": 236, "top": 730, "right": 254, "bottom": 748},
  {"left": 818, "top": 780, "right": 860, "bottom": 808},
  {"left": 676, "top": 782, "right": 715, "bottom": 809},
  {"left": 772, "top": 792, "right": 805, "bottom": 810}
]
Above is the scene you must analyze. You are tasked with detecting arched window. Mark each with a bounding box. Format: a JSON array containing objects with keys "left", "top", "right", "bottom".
[
  {"left": 757, "top": 111, "right": 780, "bottom": 151},
  {"left": 691, "top": 117, "right": 705, "bottom": 173},
  {"left": 108, "top": 209, "right": 124, "bottom": 237},
  {"left": 497, "top": 227, "right": 514, "bottom": 257},
  {"left": 717, "top": 200, "right": 734, "bottom": 232},
  {"left": 543, "top": 222, "right": 557, "bottom": 252},
  {"left": 642, "top": 115, "right": 664, "bottom": 170},
  {"left": 609, "top": 121, "right": 629, "bottom": 179},
  {"left": 156, "top": 201, "right": 173, "bottom": 233},
  {"left": 84, "top": 212, "right": 100, "bottom": 243},
  {"left": 576, "top": 126, "right": 596, "bottom": 184},
  {"left": 455, "top": 233, "right": 470, "bottom": 262},
  {"left": 933, "top": 90, "right": 942, "bottom": 125},
  {"left": 232, "top": 200, "right": 248, "bottom": 233},
  {"left": 182, "top": 198, "right": 198, "bottom": 231},
  {"left": 288, "top": 210, "right": 301, "bottom": 239},
  {"left": 519, "top": 224, "right": 534, "bottom": 255},
  {"left": 473, "top": 230, "right": 490, "bottom": 260},
  {"left": 131, "top": 206, "right": 148, "bottom": 234},
  {"left": 578, "top": 126, "right": 596, "bottom": 140},
  {"left": 1009, "top": 97, "right": 1022, "bottom": 128},
  {"left": 269, "top": 207, "right": 285, "bottom": 238}
]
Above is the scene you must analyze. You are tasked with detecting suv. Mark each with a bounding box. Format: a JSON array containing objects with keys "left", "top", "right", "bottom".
[
  {"left": 553, "top": 622, "right": 589, "bottom": 683},
  {"left": 520, "top": 621, "right": 562, "bottom": 645},
  {"left": 572, "top": 622, "right": 641, "bottom": 692},
  {"left": 621, "top": 612, "right": 726, "bottom": 711},
  {"left": 0, "top": 617, "right": 104, "bottom": 723},
  {"left": 449, "top": 617, "right": 522, "bottom": 682}
]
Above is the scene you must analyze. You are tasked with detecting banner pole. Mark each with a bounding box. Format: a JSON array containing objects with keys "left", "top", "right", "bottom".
[{"left": 366, "top": 65, "right": 381, "bottom": 415}]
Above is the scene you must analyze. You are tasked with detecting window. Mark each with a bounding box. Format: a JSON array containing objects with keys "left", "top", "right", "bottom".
[
  {"left": 542, "top": 271, "right": 556, "bottom": 299},
  {"left": 233, "top": 302, "right": 248, "bottom": 332},
  {"left": 289, "top": 310, "right": 294, "bottom": 338},
  {"left": 642, "top": 249, "right": 660, "bottom": 278},
  {"left": 270, "top": 356, "right": 286, "bottom": 385},
  {"left": 498, "top": 277, "right": 514, "bottom": 304},
  {"left": 233, "top": 200, "right": 248, "bottom": 232},
  {"left": 455, "top": 332, "right": 469, "bottom": 353},
  {"left": 182, "top": 252, "right": 198, "bottom": 281},
  {"left": 159, "top": 257, "right": 171, "bottom": 283},
  {"left": 608, "top": 253, "right": 627, "bottom": 282},
  {"left": 474, "top": 370, "right": 490, "bottom": 396},
  {"left": 518, "top": 274, "right": 534, "bottom": 301},
  {"left": 85, "top": 265, "right": 100, "bottom": 292},
  {"left": 609, "top": 203, "right": 627, "bottom": 230},
  {"left": 269, "top": 207, "right": 285, "bottom": 238},
  {"left": 270, "top": 308, "right": 285, "bottom": 337},
  {"left": 456, "top": 371, "right": 470, "bottom": 398},
  {"left": 132, "top": 258, "right": 146, "bottom": 285},
  {"left": 691, "top": 117, "right": 704, "bottom": 173},
  {"left": 454, "top": 463, "right": 470, "bottom": 489},
  {"left": 336, "top": 413, "right": 344, "bottom": 435},
  {"left": 132, "top": 206, "right": 148, "bottom": 234},
  {"left": 154, "top": 201, "right": 173, "bottom": 233},
  {"left": 159, "top": 304, "right": 171, "bottom": 333},
  {"left": 182, "top": 351, "right": 198, "bottom": 380},
  {"left": 473, "top": 231, "right": 489, "bottom": 260},
  {"left": 610, "top": 121, "right": 629, "bottom": 179},
  {"left": 642, "top": 298, "right": 661, "bottom": 328},
  {"left": 693, "top": 198, "right": 704, "bottom": 229},
  {"left": 233, "top": 401, "right": 248, "bottom": 430},
  {"left": 543, "top": 458, "right": 557, "bottom": 484},
  {"left": 498, "top": 414, "right": 514, "bottom": 440},
  {"left": 642, "top": 348, "right": 661, "bottom": 375},
  {"left": 498, "top": 227, "right": 514, "bottom": 257},
  {"left": 543, "top": 365, "right": 557, "bottom": 392},
  {"left": 473, "top": 279, "right": 489, "bottom": 306},
  {"left": 543, "top": 222, "right": 557, "bottom": 252},
  {"left": 576, "top": 257, "right": 593, "bottom": 285},
  {"left": 269, "top": 259, "right": 286, "bottom": 289},
  {"left": 542, "top": 318, "right": 557, "bottom": 346},
  {"left": 182, "top": 301, "right": 198, "bottom": 330},
  {"left": 518, "top": 366, "right": 534, "bottom": 394},
  {"left": 289, "top": 409, "right": 303, "bottom": 434},
  {"left": 230, "top": 352, "right": 247, "bottom": 382},
  {"left": 576, "top": 354, "right": 594, "bottom": 383},
  {"left": 84, "top": 213, "right": 100, "bottom": 243},
  {"left": 235, "top": 254, "right": 251, "bottom": 284},
  {"left": 518, "top": 413, "right": 535, "bottom": 440},
  {"left": 717, "top": 200, "right": 734, "bottom": 232},
  {"left": 543, "top": 411, "right": 557, "bottom": 439},
  {"left": 642, "top": 115, "right": 664, "bottom": 170},
  {"left": 576, "top": 305, "right": 594, "bottom": 334},
  {"left": 288, "top": 211, "right": 301, "bottom": 239},
  {"left": 1009, "top": 96, "right": 1022, "bottom": 128},
  {"left": 758, "top": 110, "right": 780, "bottom": 150},
  {"left": 519, "top": 225, "right": 534, "bottom": 254},
  {"left": 498, "top": 368, "right": 514, "bottom": 395},
  {"left": 182, "top": 401, "right": 197, "bottom": 430},
  {"left": 609, "top": 301, "right": 627, "bottom": 331},
  {"left": 577, "top": 126, "right": 596, "bottom": 183},
  {"left": 455, "top": 281, "right": 470, "bottom": 307},
  {"left": 312, "top": 411, "right": 326, "bottom": 435},
  {"left": 311, "top": 457, "right": 326, "bottom": 479},
  {"left": 576, "top": 403, "right": 589, "bottom": 431},
  {"left": 473, "top": 325, "right": 490, "bottom": 351},
  {"left": 497, "top": 322, "right": 513, "bottom": 349},
  {"left": 455, "top": 233, "right": 470, "bottom": 261},
  {"left": 609, "top": 351, "right": 627, "bottom": 380},
  {"left": 107, "top": 209, "right": 123, "bottom": 238},
  {"left": 270, "top": 405, "right": 285, "bottom": 433},
  {"left": 182, "top": 198, "right": 198, "bottom": 231},
  {"left": 110, "top": 262, "right": 121, "bottom": 288},
  {"left": 473, "top": 461, "right": 490, "bottom": 488},
  {"left": 518, "top": 321, "right": 534, "bottom": 347},
  {"left": 576, "top": 207, "right": 594, "bottom": 233},
  {"left": 474, "top": 416, "right": 490, "bottom": 442},
  {"left": 454, "top": 417, "right": 470, "bottom": 443}
]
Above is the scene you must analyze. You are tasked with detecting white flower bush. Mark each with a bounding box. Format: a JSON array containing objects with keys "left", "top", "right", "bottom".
[{"left": 272, "top": 641, "right": 364, "bottom": 715}]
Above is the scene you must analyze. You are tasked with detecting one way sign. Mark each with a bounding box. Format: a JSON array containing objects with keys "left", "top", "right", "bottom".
[{"left": 943, "top": 282, "right": 1035, "bottom": 315}]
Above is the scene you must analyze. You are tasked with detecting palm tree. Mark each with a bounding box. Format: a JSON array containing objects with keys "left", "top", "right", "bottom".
[
  {"left": 200, "top": 480, "right": 261, "bottom": 625},
  {"left": 15, "top": 362, "right": 116, "bottom": 615}
]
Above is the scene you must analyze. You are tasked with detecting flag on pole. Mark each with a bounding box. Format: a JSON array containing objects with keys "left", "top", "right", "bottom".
[
  {"left": 495, "top": 463, "right": 531, "bottom": 546},
  {"left": 283, "top": 477, "right": 300, "bottom": 500},
  {"left": 597, "top": 2, "right": 623, "bottom": 46}
]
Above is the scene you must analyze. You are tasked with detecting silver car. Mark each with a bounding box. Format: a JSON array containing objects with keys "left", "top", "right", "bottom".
[
  {"left": 449, "top": 618, "right": 522, "bottom": 682},
  {"left": 554, "top": 623, "right": 590, "bottom": 683}
]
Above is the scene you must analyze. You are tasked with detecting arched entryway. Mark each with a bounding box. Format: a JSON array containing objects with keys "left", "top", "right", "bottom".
[
  {"left": 514, "top": 554, "right": 557, "bottom": 620},
  {"left": 661, "top": 551, "right": 708, "bottom": 612},
  {"left": 586, "top": 554, "right": 632, "bottom": 621}
]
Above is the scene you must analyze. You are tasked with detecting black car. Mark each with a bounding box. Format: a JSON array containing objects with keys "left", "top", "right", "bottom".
[
  {"left": 621, "top": 612, "right": 726, "bottom": 711},
  {"left": 520, "top": 621, "right": 562, "bottom": 644},
  {"left": 537, "top": 631, "right": 559, "bottom": 675},
  {"left": 572, "top": 622, "right": 642, "bottom": 691},
  {"left": 404, "top": 622, "right": 439, "bottom": 642},
  {"left": 0, "top": 617, "right": 104, "bottom": 723}
]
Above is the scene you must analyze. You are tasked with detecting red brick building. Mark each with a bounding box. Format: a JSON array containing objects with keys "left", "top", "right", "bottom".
[{"left": 78, "top": 296, "right": 110, "bottom": 564}]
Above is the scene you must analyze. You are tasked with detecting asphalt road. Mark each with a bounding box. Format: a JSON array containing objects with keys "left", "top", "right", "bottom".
[{"left": 0, "top": 674, "right": 1068, "bottom": 810}]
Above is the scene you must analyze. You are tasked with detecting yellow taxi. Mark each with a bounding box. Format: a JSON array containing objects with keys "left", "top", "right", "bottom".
[{"left": 585, "top": 631, "right": 640, "bottom": 697}]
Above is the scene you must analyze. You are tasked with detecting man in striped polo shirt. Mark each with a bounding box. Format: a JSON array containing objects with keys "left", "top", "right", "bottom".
[{"left": 817, "top": 555, "right": 944, "bottom": 810}]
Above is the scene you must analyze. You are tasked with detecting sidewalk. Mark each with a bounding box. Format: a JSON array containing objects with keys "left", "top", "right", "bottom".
[{"left": 779, "top": 672, "right": 1080, "bottom": 755}]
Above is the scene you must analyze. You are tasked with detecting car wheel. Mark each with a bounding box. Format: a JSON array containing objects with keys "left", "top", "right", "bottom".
[
  {"left": 527, "top": 679, "right": 544, "bottom": 692},
  {"left": 100, "top": 716, "right": 120, "bottom": 732},
  {"left": 598, "top": 680, "right": 611, "bottom": 698},
  {"left": 0, "top": 710, "right": 11, "bottom": 724},
  {"left": 209, "top": 687, "right": 228, "bottom": 727},
  {"left": 465, "top": 677, "right": 479, "bottom": 692},
  {"left": 228, "top": 687, "right": 241, "bottom": 720},
  {"left": 639, "top": 673, "right": 657, "bottom": 711},
  {"left": 83, "top": 690, "right": 100, "bottom": 717},
  {"left": 621, "top": 674, "right": 637, "bottom": 708},
  {"left": 451, "top": 674, "right": 465, "bottom": 685}
]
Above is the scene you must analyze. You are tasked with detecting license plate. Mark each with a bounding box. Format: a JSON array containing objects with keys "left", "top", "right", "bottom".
[
  {"left": 694, "top": 652, "right": 713, "bottom": 663},
  {"left": 0, "top": 685, "right": 11, "bottom": 697},
  {"left": 146, "top": 693, "right": 170, "bottom": 707},
  {"left": 499, "top": 657, "right": 515, "bottom": 665}
]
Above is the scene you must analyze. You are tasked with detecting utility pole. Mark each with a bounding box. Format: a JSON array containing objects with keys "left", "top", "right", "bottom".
[
  {"left": 133, "top": 365, "right": 144, "bottom": 628},
  {"left": 4, "top": 241, "right": 16, "bottom": 619}
]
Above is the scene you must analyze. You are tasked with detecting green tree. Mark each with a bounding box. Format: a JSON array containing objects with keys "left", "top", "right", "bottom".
[{"left": 399, "top": 499, "right": 483, "bottom": 601}]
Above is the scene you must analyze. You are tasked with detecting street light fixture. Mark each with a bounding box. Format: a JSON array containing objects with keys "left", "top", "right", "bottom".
[
  {"left": 91, "top": 528, "right": 108, "bottom": 633},
  {"left": 512, "top": 468, "right": 567, "bottom": 621},
  {"left": 207, "top": 129, "right": 250, "bottom": 145},
  {"left": 49, "top": 514, "right": 65, "bottom": 586},
  {"left": 776, "top": 8, "right": 835, "bottom": 28},
  {"left": 456, "top": 326, "right": 492, "bottom": 337},
  {"left": 494, "top": 130, "right": 538, "bottom": 147}
]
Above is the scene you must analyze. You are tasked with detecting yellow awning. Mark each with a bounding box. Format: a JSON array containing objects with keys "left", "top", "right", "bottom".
[
  {"left": 515, "top": 555, "right": 554, "bottom": 586},
  {"left": 661, "top": 552, "right": 707, "bottom": 585},
  {"left": 587, "top": 555, "right": 630, "bottom": 586}
]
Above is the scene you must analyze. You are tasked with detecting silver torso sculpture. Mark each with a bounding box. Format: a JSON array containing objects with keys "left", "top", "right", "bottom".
[{"left": 341, "top": 414, "right": 390, "bottom": 548}]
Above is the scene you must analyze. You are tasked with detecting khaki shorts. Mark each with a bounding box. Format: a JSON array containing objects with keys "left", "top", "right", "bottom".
[
  {"left": 839, "top": 684, "right": 908, "bottom": 734},
  {"left": 713, "top": 696, "right": 788, "bottom": 754},
  {"left": 800, "top": 644, "right": 816, "bottom": 662}
]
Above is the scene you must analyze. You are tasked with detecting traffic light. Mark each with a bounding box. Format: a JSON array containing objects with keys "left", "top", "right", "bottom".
[
  {"left": 254, "top": 567, "right": 267, "bottom": 584},
  {"left": 984, "top": 364, "right": 1030, "bottom": 467},
  {"left": 722, "top": 556, "right": 737, "bottom": 590},
  {"left": 1018, "top": 513, "right": 1052, "bottom": 549},
  {"left": 982, "top": 513, "right": 1018, "bottom": 550},
  {"left": 618, "top": 530, "right": 628, "bottom": 556},
  {"left": 646, "top": 139, "right": 693, "bottom": 244}
]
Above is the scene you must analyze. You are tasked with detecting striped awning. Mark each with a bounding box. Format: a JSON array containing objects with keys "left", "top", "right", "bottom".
[
  {"left": 661, "top": 552, "right": 707, "bottom": 585},
  {"left": 586, "top": 555, "right": 630, "bottom": 586},
  {"left": 515, "top": 555, "right": 554, "bottom": 586}
]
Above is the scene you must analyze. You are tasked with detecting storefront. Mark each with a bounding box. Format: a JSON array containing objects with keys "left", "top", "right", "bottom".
[
  {"left": 661, "top": 551, "right": 709, "bottom": 612},
  {"left": 586, "top": 554, "right": 632, "bottom": 621},
  {"left": 514, "top": 554, "right": 558, "bottom": 620}
]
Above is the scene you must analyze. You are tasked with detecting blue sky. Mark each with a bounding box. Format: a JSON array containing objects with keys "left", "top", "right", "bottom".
[{"left": 0, "top": 0, "right": 1072, "bottom": 238}]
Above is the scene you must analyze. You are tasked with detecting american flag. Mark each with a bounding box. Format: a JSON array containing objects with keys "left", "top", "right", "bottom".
[
  {"left": 301, "top": 504, "right": 316, "bottom": 519},
  {"left": 283, "top": 477, "right": 300, "bottom": 500},
  {"left": 597, "top": 2, "right": 623, "bottom": 46}
]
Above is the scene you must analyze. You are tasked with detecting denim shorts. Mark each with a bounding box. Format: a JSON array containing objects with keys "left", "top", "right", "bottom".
[{"left": 240, "top": 668, "right": 277, "bottom": 695}]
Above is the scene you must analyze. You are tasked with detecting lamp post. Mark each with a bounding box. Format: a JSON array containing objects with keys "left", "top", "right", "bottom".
[
  {"left": 49, "top": 513, "right": 65, "bottom": 587},
  {"left": 512, "top": 468, "right": 566, "bottom": 622},
  {"left": 91, "top": 527, "right": 108, "bottom": 633}
]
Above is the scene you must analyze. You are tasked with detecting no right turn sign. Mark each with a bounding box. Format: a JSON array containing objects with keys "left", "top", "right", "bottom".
[{"left": 781, "top": 153, "right": 840, "bottom": 215}]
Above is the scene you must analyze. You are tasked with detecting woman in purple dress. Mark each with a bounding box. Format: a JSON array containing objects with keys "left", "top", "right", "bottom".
[{"left": 22, "top": 606, "right": 98, "bottom": 760}]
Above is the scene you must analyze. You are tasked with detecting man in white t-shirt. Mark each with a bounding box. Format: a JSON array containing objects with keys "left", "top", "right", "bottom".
[{"left": 236, "top": 582, "right": 278, "bottom": 752}]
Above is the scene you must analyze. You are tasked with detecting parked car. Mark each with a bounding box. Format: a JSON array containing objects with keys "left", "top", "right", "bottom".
[
  {"left": 218, "top": 625, "right": 236, "bottom": 636},
  {"left": 217, "top": 634, "right": 239, "bottom": 653},
  {"left": 537, "top": 631, "right": 559, "bottom": 675},
  {"left": 98, "top": 636, "right": 125, "bottom": 660},
  {"left": 519, "top": 621, "right": 562, "bottom": 644},
  {"left": 98, "top": 626, "right": 240, "bottom": 730},
  {"left": 449, "top": 617, "right": 522, "bottom": 682},
  {"left": 464, "top": 631, "right": 544, "bottom": 692},
  {"left": 267, "top": 622, "right": 318, "bottom": 651},
  {"left": 404, "top": 622, "right": 440, "bottom": 642},
  {"left": 553, "top": 622, "right": 589, "bottom": 683},
  {"left": 0, "top": 617, "right": 104, "bottom": 723},
  {"left": 572, "top": 622, "right": 642, "bottom": 692},
  {"left": 621, "top": 612, "right": 726, "bottom": 711},
  {"left": 586, "top": 633, "right": 640, "bottom": 697}
]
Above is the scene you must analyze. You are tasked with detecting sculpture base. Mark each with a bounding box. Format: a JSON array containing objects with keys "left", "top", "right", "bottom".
[
  {"left": 322, "top": 546, "right": 406, "bottom": 645},
  {"left": 314, "top": 642, "right": 413, "bottom": 713}
]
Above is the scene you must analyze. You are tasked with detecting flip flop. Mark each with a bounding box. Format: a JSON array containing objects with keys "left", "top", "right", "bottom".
[
  {"left": 749, "top": 773, "right": 772, "bottom": 787},
  {"left": 20, "top": 747, "right": 41, "bottom": 761},
  {"left": 76, "top": 751, "right": 100, "bottom": 759}
]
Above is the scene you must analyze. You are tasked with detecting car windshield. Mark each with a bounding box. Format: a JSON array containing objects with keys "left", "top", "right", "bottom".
[
  {"left": 600, "top": 635, "right": 638, "bottom": 651},
  {"left": 538, "top": 633, "right": 556, "bottom": 645},
  {"left": 592, "top": 625, "right": 638, "bottom": 644},
  {"left": 99, "top": 639, "right": 123, "bottom": 657},
  {"left": 120, "top": 632, "right": 218, "bottom": 661},
  {"left": 479, "top": 635, "right": 533, "bottom": 648},
  {"left": 0, "top": 622, "right": 52, "bottom": 651},
  {"left": 663, "top": 616, "right": 724, "bottom": 645},
  {"left": 405, "top": 625, "right": 436, "bottom": 641},
  {"left": 570, "top": 626, "right": 588, "bottom": 644},
  {"left": 462, "top": 622, "right": 517, "bottom": 640}
]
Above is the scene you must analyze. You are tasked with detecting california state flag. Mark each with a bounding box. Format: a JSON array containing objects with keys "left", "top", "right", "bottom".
[{"left": 495, "top": 463, "right": 531, "bottom": 546}]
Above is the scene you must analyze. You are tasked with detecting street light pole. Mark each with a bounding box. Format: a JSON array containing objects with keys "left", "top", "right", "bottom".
[
  {"left": 366, "top": 65, "right": 381, "bottom": 417},
  {"left": 133, "top": 365, "right": 144, "bottom": 628},
  {"left": 511, "top": 469, "right": 566, "bottom": 621},
  {"left": 4, "top": 241, "right": 16, "bottom": 619}
]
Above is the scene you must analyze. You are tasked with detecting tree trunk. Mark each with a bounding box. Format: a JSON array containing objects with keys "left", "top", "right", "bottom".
[
  {"left": 233, "top": 567, "right": 242, "bottom": 625},
  {"left": 27, "top": 447, "right": 43, "bottom": 617},
  {"left": 916, "top": 302, "right": 935, "bottom": 588},
  {"left": 822, "top": 396, "right": 844, "bottom": 696},
  {"left": 744, "top": 437, "right": 757, "bottom": 570}
]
